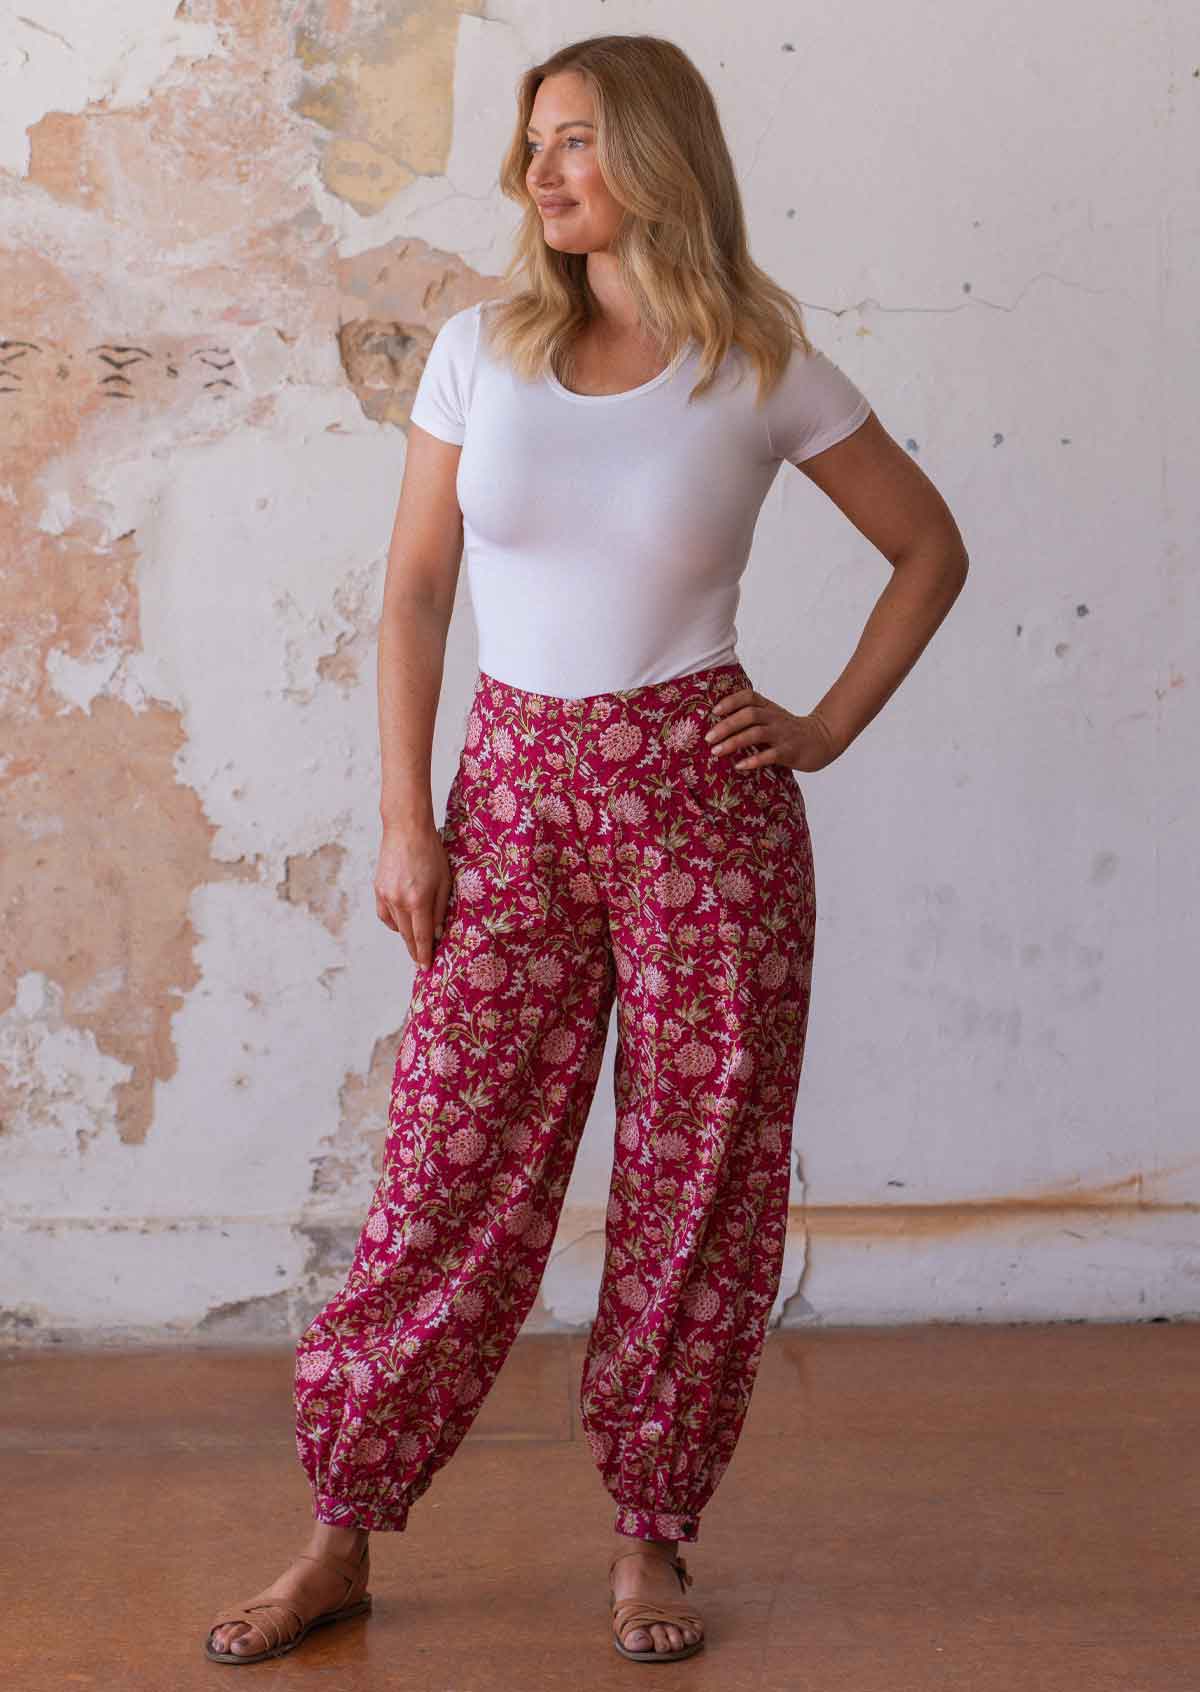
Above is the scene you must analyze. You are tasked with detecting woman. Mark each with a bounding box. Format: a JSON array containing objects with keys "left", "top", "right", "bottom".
[{"left": 205, "top": 32, "right": 968, "bottom": 1669}]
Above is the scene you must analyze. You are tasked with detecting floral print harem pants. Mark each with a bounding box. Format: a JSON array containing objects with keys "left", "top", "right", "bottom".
[{"left": 293, "top": 659, "right": 816, "bottom": 1544}]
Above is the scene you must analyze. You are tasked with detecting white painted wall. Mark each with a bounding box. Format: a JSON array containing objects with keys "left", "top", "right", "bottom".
[{"left": 3, "top": 0, "right": 1197, "bottom": 1339}]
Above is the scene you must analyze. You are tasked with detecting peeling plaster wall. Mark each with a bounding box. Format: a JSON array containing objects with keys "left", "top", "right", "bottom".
[{"left": 2, "top": 0, "right": 1197, "bottom": 1346}]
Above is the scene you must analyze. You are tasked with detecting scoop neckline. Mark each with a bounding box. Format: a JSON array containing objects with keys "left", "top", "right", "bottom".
[{"left": 544, "top": 339, "right": 693, "bottom": 404}]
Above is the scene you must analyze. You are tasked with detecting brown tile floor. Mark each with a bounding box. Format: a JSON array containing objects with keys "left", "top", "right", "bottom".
[{"left": 3, "top": 1323, "right": 1198, "bottom": 1689}]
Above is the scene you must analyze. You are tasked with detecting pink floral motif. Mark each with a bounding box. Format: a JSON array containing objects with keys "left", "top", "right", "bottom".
[
  {"left": 716, "top": 866, "right": 755, "bottom": 903},
  {"left": 446, "top": 1126, "right": 487, "bottom": 1164},
  {"left": 654, "top": 867, "right": 696, "bottom": 907},
  {"left": 610, "top": 790, "right": 650, "bottom": 826},
  {"left": 730, "top": 1046, "right": 755, "bottom": 1082},
  {"left": 676, "top": 1039, "right": 717, "bottom": 1077},
  {"left": 524, "top": 954, "right": 561, "bottom": 988},
  {"left": 487, "top": 784, "right": 519, "bottom": 824},
  {"left": 642, "top": 963, "right": 669, "bottom": 998},
  {"left": 467, "top": 954, "right": 507, "bottom": 991},
  {"left": 662, "top": 715, "right": 702, "bottom": 753},
  {"left": 293, "top": 660, "right": 815, "bottom": 1547},
  {"left": 500, "top": 1121, "right": 533, "bottom": 1154},
  {"left": 539, "top": 1026, "right": 577, "bottom": 1065},
  {"left": 599, "top": 720, "right": 643, "bottom": 762},
  {"left": 428, "top": 1042, "right": 460, "bottom": 1079},
  {"left": 413, "top": 1287, "right": 443, "bottom": 1321},
  {"left": 524, "top": 1215, "right": 554, "bottom": 1249},
  {"left": 504, "top": 1200, "right": 534, "bottom": 1236},
  {"left": 534, "top": 789, "right": 573, "bottom": 826},
  {"left": 682, "top": 1284, "right": 720, "bottom": 1322},
  {"left": 567, "top": 870, "right": 600, "bottom": 904},
  {"left": 455, "top": 866, "right": 487, "bottom": 904}
]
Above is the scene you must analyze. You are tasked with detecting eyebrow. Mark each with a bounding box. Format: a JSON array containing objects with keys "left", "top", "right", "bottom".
[{"left": 524, "top": 120, "right": 595, "bottom": 135}]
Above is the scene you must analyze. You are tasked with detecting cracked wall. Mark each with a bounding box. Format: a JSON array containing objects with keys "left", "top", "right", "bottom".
[{"left": 2, "top": 0, "right": 1198, "bottom": 1343}]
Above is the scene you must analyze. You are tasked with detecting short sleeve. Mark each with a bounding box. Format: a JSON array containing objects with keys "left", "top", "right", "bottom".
[
  {"left": 764, "top": 343, "right": 872, "bottom": 465},
  {"left": 408, "top": 305, "right": 478, "bottom": 445}
]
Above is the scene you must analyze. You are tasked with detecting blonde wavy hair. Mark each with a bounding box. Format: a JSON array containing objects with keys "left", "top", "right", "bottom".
[{"left": 485, "top": 33, "right": 815, "bottom": 407}]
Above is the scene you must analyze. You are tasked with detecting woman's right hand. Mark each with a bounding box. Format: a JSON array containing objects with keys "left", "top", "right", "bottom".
[{"left": 373, "top": 820, "right": 454, "bottom": 970}]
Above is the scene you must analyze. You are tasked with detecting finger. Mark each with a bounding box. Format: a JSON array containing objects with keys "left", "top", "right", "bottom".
[
  {"left": 706, "top": 707, "right": 761, "bottom": 747},
  {"left": 710, "top": 722, "right": 769, "bottom": 756},
  {"left": 411, "top": 909, "right": 436, "bottom": 970},
  {"left": 733, "top": 742, "right": 780, "bottom": 769},
  {"left": 433, "top": 886, "right": 451, "bottom": 940},
  {"left": 718, "top": 686, "right": 757, "bottom": 708},
  {"left": 709, "top": 688, "right": 756, "bottom": 724},
  {"left": 710, "top": 722, "right": 776, "bottom": 764},
  {"left": 375, "top": 895, "right": 398, "bottom": 932},
  {"left": 393, "top": 906, "right": 417, "bottom": 964}
]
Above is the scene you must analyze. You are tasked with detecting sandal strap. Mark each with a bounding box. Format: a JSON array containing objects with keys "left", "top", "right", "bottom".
[
  {"left": 295, "top": 1544, "right": 368, "bottom": 1591},
  {"left": 208, "top": 1598, "right": 306, "bottom": 1654},
  {"left": 611, "top": 1596, "right": 706, "bottom": 1639},
  {"left": 608, "top": 1547, "right": 694, "bottom": 1592},
  {"left": 208, "top": 1543, "right": 369, "bottom": 1649}
]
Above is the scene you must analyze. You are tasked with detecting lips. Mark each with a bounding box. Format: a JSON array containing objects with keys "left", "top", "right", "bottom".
[{"left": 539, "top": 200, "right": 577, "bottom": 212}]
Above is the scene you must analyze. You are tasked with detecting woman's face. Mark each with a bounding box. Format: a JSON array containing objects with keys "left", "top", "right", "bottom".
[{"left": 524, "top": 70, "right": 624, "bottom": 253}]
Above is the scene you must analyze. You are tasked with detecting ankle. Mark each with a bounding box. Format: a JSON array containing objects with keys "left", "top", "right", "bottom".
[
  {"left": 308, "top": 1523, "right": 369, "bottom": 1556},
  {"left": 613, "top": 1532, "right": 677, "bottom": 1554}
]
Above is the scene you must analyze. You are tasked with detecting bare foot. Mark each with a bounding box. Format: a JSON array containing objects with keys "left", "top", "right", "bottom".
[
  {"left": 610, "top": 1534, "right": 702, "bottom": 1655},
  {"left": 208, "top": 1525, "right": 369, "bottom": 1657}
]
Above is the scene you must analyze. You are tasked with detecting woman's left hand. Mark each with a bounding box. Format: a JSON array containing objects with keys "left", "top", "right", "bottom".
[{"left": 704, "top": 687, "right": 841, "bottom": 774}]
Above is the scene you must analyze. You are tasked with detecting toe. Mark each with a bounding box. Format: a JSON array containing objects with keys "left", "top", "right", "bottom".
[
  {"left": 625, "top": 1627, "right": 652, "bottom": 1652},
  {"left": 231, "top": 1625, "right": 266, "bottom": 1654}
]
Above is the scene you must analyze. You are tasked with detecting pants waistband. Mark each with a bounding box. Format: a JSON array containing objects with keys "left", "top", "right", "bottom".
[{"left": 472, "top": 660, "right": 753, "bottom": 726}]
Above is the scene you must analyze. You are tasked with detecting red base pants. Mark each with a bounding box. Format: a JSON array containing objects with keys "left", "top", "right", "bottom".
[{"left": 294, "top": 659, "right": 816, "bottom": 1544}]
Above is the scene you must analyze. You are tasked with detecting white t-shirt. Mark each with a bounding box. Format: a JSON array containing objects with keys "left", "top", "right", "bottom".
[{"left": 408, "top": 299, "right": 871, "bottom": 698}]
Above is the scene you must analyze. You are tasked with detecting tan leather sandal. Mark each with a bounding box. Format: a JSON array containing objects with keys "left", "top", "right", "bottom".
[
  {"left": 609, "top": 1546, "right": 706, "bottom": 1662},
  {"left": 203, "top": 1539, "right": 372, "bottom": 1666}
]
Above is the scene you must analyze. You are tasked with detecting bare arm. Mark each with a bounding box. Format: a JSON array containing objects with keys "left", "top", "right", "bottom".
[
  {"left": 707, "top": 412, "right": 970, "bottom": 770},
  {"left": 799, "top": 412, "right": 970, "bottom": 759},
  {"left": 374, "top": 421, "right": 465, "bottom": 965}
]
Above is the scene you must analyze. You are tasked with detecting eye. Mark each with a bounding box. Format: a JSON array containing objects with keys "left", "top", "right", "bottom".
[{"left": 524, "top": 135, "right": 587, "bottom": 153}]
